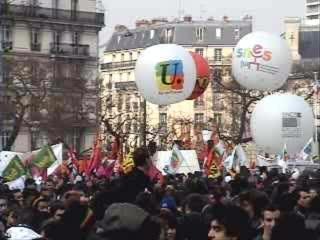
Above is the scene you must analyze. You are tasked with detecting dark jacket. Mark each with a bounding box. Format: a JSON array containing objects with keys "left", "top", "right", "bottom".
[
  {"left": 177, "top": 212, "right": 208, "bottom": 240},
  {"left": 119, "top": 167, "right": 153, "bottom": 203}
]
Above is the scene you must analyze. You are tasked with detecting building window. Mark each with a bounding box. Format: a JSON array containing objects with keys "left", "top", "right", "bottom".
[
  {"left": 129, "top": 52, "right": 133, "bottom": 61},
  {"left": 0, "top": 130, "right": 11, "bottom": 150},
  {"left": 165, "top": 28, "right": 174, "bottom": 43},
  {"left": 121, "top": 53, "right": 125, "bottom": 62},
  {"left": 195, "top": 48, "right": 204, "bottom": 56},
  {"left": 117, "top": 95, "right": 123, "bottom": 111},
  {"left": 125, "top": 95, "right": 131, "bottom": 111},
  {"left": 216, "top": 28, "right": 222, "bottom": 39},
  {"left": 53, "top": 31, "right": 61, "bottom": 45},
  {"left": 214, "top": 113, "right": 222, "bottom": 126},
  {"left": 30, "top": 28, "right": 41, "bottom": 51},
  {"left": 234, "top": 28, "right": 240, "bottom": 40},
  {"left": 195, "top": 113, "right": 204, "bottom": 125},
  {"left": 2, "top": 26, "right": 12, "bottom": 50},
  {"left": 112, "top": 54, "right": 116, "bottom": 61},
  {"left": 196, "top": 27, "right": 204, "bottom": 41},
  {"left": 150, "top": 29, "right": 155, "bottom": 39},
  {"left": 214, "top": 48, "right": 222, "bottom": 61},
  {"left": 119, "top": 73, "right": 123, "bottom": 81},
  {"left": 159, "top": 113, "right": 167, "bottom": 125},
  {"left": 133, "top": 102, "right": 139, "bottom": 111},
  {"left": 194, "top": 95, "right": 204, "bottom": 108},
  {"left": 72, "top": 32, "right": 80, "bottom": 45},
  {"left": 127, "top": 72, "right": 131, "bottom": 81}
]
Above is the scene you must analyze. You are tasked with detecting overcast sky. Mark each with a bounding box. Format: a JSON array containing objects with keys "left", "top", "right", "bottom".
[{"left": 99, "top": 0, "right": 305, "bottom": 45}]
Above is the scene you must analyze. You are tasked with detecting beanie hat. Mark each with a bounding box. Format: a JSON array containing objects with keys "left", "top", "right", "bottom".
[{"left": 98, "top": 203, "right": 149, "bottom": 234}]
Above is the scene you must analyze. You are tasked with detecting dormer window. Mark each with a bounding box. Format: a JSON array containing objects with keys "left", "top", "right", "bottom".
[
  {"left": 150, "top": 29, "right": 155, "bottom": 39},
  {"left": 196, "top": 27, "right": 204, "bottom": 41}
]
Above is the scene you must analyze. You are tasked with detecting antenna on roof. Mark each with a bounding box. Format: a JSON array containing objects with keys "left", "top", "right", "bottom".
[
  {"left": 200, "top": 5, "right": 207, "bottom": 20},
  {"left": 178, "top": 0, "right": 184, "bottom": 20}
]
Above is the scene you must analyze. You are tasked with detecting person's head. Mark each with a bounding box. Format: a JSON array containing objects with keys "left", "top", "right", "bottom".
[
  {"left": 0, "top": 196, "right": 8, "bottom": 216},
  {"left": 159, "top": 209, "right": 177, "bottom": 240},
  {"left": 25, "top": 178, "right": 37, "bottom": 190},
  {"left": 6, "top": 208, "right": 18, "bottom": 228},
  {"left": 184, "top": 193, "right": 206, "bottom": 214},
  {"left": 271, "top": 212, "right": 310, "bottom": 240},
  {"left": 32, "top": 197, "right": 49, "bottom": 213},
  {"left": 12, "top": 189, "right": 24, "bottom": 206},
  {"left": 239, "top": 190, "right": 269, "bottom": 219},
  {"left": 135, "top": 192, "right": 158, "bottom": 215},
  {"left": 49, "top": 201, "right": 65, "bottom": 221},
  {"left": 261, "top": 205, "right": 281, "bottom": 235},
  {"left": 309, "top": 188, "right": 318, "bottom": 199},
  {"left": 97, "top": 203, "right": 161, "bottom": 240},
  {"left": 133, "top": 147, "right": 151, "bottom": 171},
  {"left": 208, "top": 205, "right": 251, "bottom": 240},
  {"left": 295, "top": 187, "right": 312, "bottom": 209}
]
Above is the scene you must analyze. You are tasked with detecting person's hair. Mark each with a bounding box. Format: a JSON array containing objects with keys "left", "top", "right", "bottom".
[
  {"left": 40, "top": 218, "right": 62, "bottom": 240},
  {"left": 135, "top": 192, "right": 158, "bottom": 215},
  {"left": 262, "top": 204, "right": 279, "bottom": 218},
  {"left": 184, "top": 193, "right": 206, "bottom": 213},
  {"left": 309, "top": 196, "right": 320, "bottom": 213},
  {"left": 159, "top": 209, "right": 177, "bottom": 228},
  {"left": 239, "top": 190, "right": 270, "bottom": 217},
  {"left": 49, "top": 201, "right": 65, "bottom": 216},
  {"left": 132, "top": 147, "right": 150, "bottom": 167},
  {"left": 16, "top": 207, "right": 38, "bottom": 229},
  {"left": 32, "top": 197, "right": 48, "bottom": 210},
  {"left": 271, "top": 212, "right": 312, "bottom": 240},
  {"left": 101, "top": 215, "right": 161, "bottom": 240},
  {"left": 208, "top": 204, "right": 252, "bottom": 240}
]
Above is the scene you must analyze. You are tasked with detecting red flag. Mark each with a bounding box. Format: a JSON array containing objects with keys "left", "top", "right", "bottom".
[
  {"left": 87, "top": 141, "right": 102, "bottom": 176},
  {"left": 148, "top": 163, "right": 163, "bottom": 184}
]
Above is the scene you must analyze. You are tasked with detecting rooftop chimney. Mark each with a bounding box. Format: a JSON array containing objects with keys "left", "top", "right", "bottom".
[
  {"left": 151, "top": 17, "right": 168, "bottom": 25},
  {"left": 223, "top": 16, "right": 229, "bottom": 22},
  {"left": 183, "top": 15, "right": 192, "bottom": 22},
  {"left": 114, "top": 25, "right": 128, "bottom": 32},
  {"left": 135, "top": 19, "right": 150, "bottom": 28}
]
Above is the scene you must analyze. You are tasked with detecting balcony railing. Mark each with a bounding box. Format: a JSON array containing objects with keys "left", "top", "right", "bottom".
[
  {"left": 101, "top": 60, "right": 137, "bottom": 71},
  {"left": 2, "top": 41, "right": 12, "bottom": 50},
  {"left": 207, "top": 57, "right": 232, "bottom": 66},
  {"left": 307, "top": 0, "right": 320, "bottom": 5},
  {"left": 50, "top": 43, "right": 89, "bottom": 57},
  {"left": 114, "top": 81, "right": 137, "bottom": 91},
  {"left": 31, "top": 43, "right": 41, "bottom": 51},
  {"left": 0, "top": 4, "right": 104, "bottom": 26}
]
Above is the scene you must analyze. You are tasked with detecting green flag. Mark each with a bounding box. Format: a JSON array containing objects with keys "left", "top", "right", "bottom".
[
  {"left": 2, "top": 155, "right": 27, "bottom": 182},
  {"left": 33, "top": 145, "right": 57, "bottom": 169}
]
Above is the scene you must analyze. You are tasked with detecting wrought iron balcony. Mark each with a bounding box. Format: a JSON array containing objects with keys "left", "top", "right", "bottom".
[
  {"left": 2, "top": 41, "right": 12, "bottom": 50},
  {"left": 50, "top": 43, "right": 89, "bottom": 57},
  {"left": 0, "top": 4, "right": 104, "bottom": 27},
  {"left": 101, "top": 60, "right": 137, "bottom": 71},
  {"left": 31, "top": 43, "right": 41, "bottom": 51},
  {"left": 208, "top": 57, "right": 232, "bottom": 66}
]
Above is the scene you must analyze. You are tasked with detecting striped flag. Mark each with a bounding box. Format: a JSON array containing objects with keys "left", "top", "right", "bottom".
[
  {"left": 282, "top": 143, "right": 289, "bottom": 161},
  {"left": 122, "top": 152, "right": 135, "bottom": 174},
  {"left": 169, "top": 144, "right": 185, "bottom": 174},
  {"left": 299, "top": 138, "right": 313, "bottom": 161}
]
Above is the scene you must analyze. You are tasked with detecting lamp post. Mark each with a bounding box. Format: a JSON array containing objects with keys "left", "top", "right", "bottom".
[
  {"left": 313, "top": 72, "right": 320, "bottom": 160},
  {"left": 30, "top": 121, "right": 40, "bottom": 150},
  {"left": 140, "top": 97, "right": 147, "bottom": 147}
]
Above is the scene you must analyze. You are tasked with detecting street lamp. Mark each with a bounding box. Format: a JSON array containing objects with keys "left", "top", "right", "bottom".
[{"left": 30, "top": 120, "right": 40, "bottom": 150}]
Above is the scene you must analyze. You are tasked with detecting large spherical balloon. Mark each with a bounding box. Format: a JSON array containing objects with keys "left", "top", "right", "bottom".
[
  {"left": 187, "top": 52, "right": 210, "bottom": 100},
  {"left": 250, "top": 94, "right": 314, "bottom": 154},
  {"left": 135, "top": 44, "right": 197, "bottom": 105},
  {"left": 232, "top": 31, "right": 292, "bottom": 91}
]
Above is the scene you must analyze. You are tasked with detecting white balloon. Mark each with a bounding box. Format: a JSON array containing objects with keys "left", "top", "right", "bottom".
[
  {"left": 135, "top": 44, "right": 197, "bottom": 105},
  {"left": 232, "top": 31, "right": 292, "bottom": 91},
  {"left": 250, "top": 94, "right": 314, "bottom": 154}
]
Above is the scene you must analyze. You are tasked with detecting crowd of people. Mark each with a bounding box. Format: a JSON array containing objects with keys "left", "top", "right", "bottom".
[{"left": 0, "top": 146, "right": 319, "bottom": 240}]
